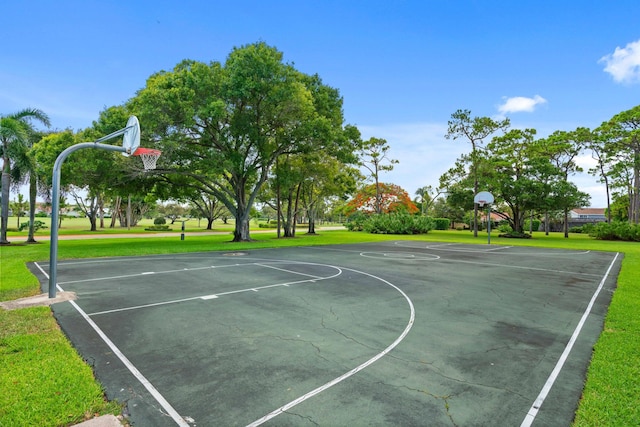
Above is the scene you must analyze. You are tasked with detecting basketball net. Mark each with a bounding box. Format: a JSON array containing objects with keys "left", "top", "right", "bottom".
[{"left": 133, "top": 147, "right": 162, "bottom": 170}]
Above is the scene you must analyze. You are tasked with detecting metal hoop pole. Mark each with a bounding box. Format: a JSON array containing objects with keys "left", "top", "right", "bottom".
[
  {"left": 487, "top": 205, "right": 491, "bottom": 245},
  {"left": 47, "top": 142, "right": 126, "bottom": 298}
]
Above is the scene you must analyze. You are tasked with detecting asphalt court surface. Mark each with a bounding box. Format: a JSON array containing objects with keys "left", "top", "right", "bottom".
[{"left": 34, "top": 241, "right": 622, "bottom": 426}]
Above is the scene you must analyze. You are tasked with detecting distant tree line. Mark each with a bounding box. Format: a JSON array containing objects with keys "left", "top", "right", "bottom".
[{"left": 2, "top": 42, "right": 640, "bottom": 244}]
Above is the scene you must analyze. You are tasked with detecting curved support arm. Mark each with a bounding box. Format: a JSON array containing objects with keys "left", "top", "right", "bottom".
[{"left": 47, "top": 142, "right": 127, "bottom": 298}]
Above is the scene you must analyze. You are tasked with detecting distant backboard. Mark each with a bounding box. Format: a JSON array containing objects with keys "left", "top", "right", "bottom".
[{"left": 474, "top": 191, "right": 494, "bottom": 206}]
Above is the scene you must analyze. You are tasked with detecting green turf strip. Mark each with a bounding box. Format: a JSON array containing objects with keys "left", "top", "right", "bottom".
[{"left": 0, "top": 307, "right": 121, "bottom": 426}]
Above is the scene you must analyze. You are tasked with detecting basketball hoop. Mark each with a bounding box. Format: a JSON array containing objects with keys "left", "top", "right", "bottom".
[
  {"left": 133, "top": 147, "right": 162, "bottom": 170},
  {"left": 474, "top": 191, "right": 494, "bottom": 206}
]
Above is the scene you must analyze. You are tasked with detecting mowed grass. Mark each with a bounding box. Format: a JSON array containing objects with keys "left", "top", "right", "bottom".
[
  {"left": 0, "top": 308, "right": 122, "bottom": 426},
  {"left": 4, "top": 215, "right": 278, "bottom": 237},
  {"left": 0, "top": 227, "right": 638, "bottom": 426}
]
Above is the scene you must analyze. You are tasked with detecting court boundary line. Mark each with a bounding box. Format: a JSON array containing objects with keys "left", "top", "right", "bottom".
[
  {"left": 394, "top": 241, "right": 592, "bottom": 256},
  {"left": 520, "top": 252, "right": 620, "bottom": 427},
  {"left": 33, "top": 262, "right": 190, "bottom": 427},
  {"left": 37, "top": 245, "right": 619, "bottom": 426}
]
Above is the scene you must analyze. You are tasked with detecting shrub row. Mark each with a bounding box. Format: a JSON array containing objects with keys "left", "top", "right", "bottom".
[
  {"left": 18, "top": 220, "right": 48, "bottom": 232},
  {"left": 346, "top": 213, "right": 435, "bottom": 234},
  {"left": 524, "top": 219, "right": 541, "bottom": 231},
  {"left": 433, "top": 218, "right": 450, "bottom": 230},
  {"left": 587, "top": 221, "right": 640, "bottom": 241}
]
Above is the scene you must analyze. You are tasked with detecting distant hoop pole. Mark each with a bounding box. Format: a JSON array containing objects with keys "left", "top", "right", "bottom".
[{"left": 474, "top": 192, "right": 494, "bottom": 245}]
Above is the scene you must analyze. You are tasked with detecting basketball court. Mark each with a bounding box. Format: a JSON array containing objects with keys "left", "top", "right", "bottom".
[{"left": 31, "top": 241, "right": 621, "bottom": 426}]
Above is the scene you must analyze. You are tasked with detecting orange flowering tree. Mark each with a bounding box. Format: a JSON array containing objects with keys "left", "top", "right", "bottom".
[{"left": 345, "top": 183, "right": 418, "bottom": 215}]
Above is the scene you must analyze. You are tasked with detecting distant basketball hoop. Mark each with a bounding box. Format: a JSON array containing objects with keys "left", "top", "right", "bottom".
[
  {"left": 133, "top": 147, "right": 162, "bottom": 170},
  {"left": 474, "top": 191, "right": 495, "bottom": 245},
  {"left": 474, "top": 191, "right": 494, "bottom": 207}
]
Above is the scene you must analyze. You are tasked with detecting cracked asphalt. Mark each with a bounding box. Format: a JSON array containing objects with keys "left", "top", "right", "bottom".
[{"left": 39, "top": 242, "right": 621, "bottom": 426}]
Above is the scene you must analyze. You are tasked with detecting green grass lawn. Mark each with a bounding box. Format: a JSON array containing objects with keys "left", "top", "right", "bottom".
[
  {"left": 0, "top": 228, "right": 638, "bottom": 426},
  {"left": 5, "top": 216, "right": 246, "bottom": 238}
]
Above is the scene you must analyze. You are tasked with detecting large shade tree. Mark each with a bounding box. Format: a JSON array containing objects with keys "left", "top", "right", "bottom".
[
  {"left": 540, "top": 128, "right": 588, "bottom": 237},
  {"left": 445, "top": 109, "right": 510, "bottom": 237},
  {"left": 483, "top": 129, "right": 553, "bottom": 233},
  {"left": 598, "top": 106, "right": 640, "bottom": 224},
  {"left": 0, "top": 108, "right": 50, "bottom": 244},
  {"left": 130, "top": 42, "right": 353, "bottom": 241}
]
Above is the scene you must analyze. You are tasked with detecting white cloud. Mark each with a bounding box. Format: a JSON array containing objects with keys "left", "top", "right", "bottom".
[
  {"left": 599, "top": 39, "right": 640, "bottom": 84},
  {"left": 497, "top": 95, "right": 547, "bottom": 115}
]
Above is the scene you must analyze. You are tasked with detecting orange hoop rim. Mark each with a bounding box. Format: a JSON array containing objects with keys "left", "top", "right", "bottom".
[{"left": 132, "top": 147, "right": 162, "bottom": 156}]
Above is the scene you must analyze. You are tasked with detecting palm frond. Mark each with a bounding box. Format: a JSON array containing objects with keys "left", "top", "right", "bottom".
[{"left": 7, "top": 108, "right": 52, "bottom": 129}]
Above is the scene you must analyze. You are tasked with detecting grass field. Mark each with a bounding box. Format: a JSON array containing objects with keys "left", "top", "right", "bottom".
[
  {"left": 5, "top": 216, "right": 249, "bottom": 237},
  {"left": 0, "top": 223, "right": 638, "bottom": 426}
]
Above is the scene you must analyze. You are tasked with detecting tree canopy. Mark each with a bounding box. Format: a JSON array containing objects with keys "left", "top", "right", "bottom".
[{"left": 129, "top": 42, "right": 356, "bottom": 241}]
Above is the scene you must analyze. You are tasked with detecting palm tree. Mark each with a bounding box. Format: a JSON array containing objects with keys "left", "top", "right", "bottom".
[
  {"left": 0, "top": 108, "right": 50, "bottom": 244},
  {"left": 10, "top": 131, "right": 46, "bottom": 243}
]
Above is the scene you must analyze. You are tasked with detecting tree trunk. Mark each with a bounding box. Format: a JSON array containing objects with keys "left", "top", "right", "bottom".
[
  {"left": 529, "top": 211, "right": 533, "bottom": 234},
  {"left": 563, "top": 207, "right": 569, "bottom": 238},
  {"left": 472, "top": 148, "right": 479, "bottom": 238},
  {"left": 0, "top": 162, "right": 10, "bottom": 244},
  {"left": 375, "top": 178, "right": 382, "bottom": 214},
  {"left": 545, "top": 211, "right": 550, "bottom": 236},
  {"left": 233, "top": 214, "right": 251, "bottom": 242},
  {"left": 307, "top": 203, "right": 317, "bottom": 234},
  {"left": 232, "top": 185, "right": 252, "bottom": 241},
  {"left": 206, "top": 217, "right": 214, "bottom": 230},
  {"left": 26, "top": 176, "right": 38, "bottom": 243},
  {"left": 291, "top": 183, "right": 302, "bottom": 238},
  {"left": 600, "top": 163, "right": 612, "bottom": 223},
  {"left": 98, "top": 194, "right": 105, "bottom": 229},
  {"left": 127, "top": 195, "right": 132, "bottom": 230},
  {"left": 89, "top": 215, "right": 97, "bottom": 231},
  {"left": 110, "top": 197, "right": 121, "bottom": 228},
  {"left": 633, "top": 166, "right": 640, "bottom": 224}
]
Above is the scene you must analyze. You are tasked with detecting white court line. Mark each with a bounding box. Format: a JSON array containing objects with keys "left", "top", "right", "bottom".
[
  {"left": 88, "top": 264, "right": 342, "bottom": 316},
  {"left": 303, "top": 244, "right": 598, "bottom": 276},
  {"left": 484, "top": 245, "right": 513, "bottom": 252},
  {"left": 59, "top": 263, "right": 247, "bottom": 285},
  {"left": 520, "top": 252, "right": 620, "bottom": 427},
  {"left": 442, "top": 258, "right": 602, "bottom": 277},
  {"left": 246, "top": 265, "right": 415, "bottom": 427},
  {"left": 392, "top": 241, "right": 592, "bottom": 256},
  {"left": 420, "top": 242, "right": 455, "bottom": 249},
  {"left": 33, "top": 262, "right": 190, "bottom": 427},
  {"left": 256, "top": 263, "right": 324, "bottom": 279}
]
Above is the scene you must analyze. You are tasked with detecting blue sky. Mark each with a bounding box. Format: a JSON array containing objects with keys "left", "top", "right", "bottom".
[{"left": 3, "top": 1, "right": 640, "bottom": 207}]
